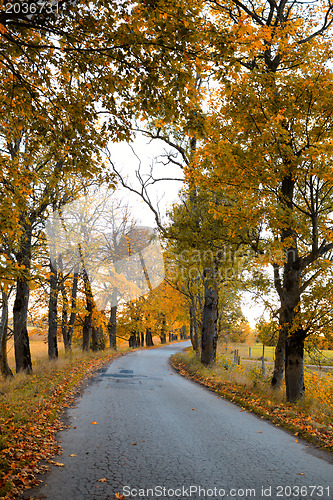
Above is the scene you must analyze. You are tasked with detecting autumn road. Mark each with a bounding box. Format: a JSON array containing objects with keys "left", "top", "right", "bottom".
[{"left": 23, "top": 342, "right": 333, "bottom": 500}]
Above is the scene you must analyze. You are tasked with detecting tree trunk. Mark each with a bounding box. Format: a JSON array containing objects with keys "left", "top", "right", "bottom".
[
  {"left": 13, "top": 278, "right": 32, "bottom": 373},
  {"left": 61, "top": 286, "right": 69, "bottom": 351},
  {"left": 273, "top": 174, "right": 305, "bottom": 401},
  {"left": 282, "top": 280, "right": 304, "bottom": 401},
  {"left": 0, "top": 290, "right": 13, "bottom": 378},
  {"left": 13, "top": 226, "right": 33, "bottom": 373},
  {"left": 190, "top": 298, "right": 200, "bottom": 354},
  {"left": 145, "top": 327, "right": 154, "bottom": 346},
  {"left": 189, "top": 306, "right": 194, "bottom": 346},
  {"left": 108, "top": 289, "right": 117, "bottom": 350},
  {"left": 48, "top": 259, "right": 58, "bottom": 360},
  {"left": 66, "top": 268, "right": 79, "bottom": 351},
  {"left": 160, "top": 315, "right": 166, "bottom": 344},
  {"left": 108, "top": 304, "right": 117, "bottom": 349},
  {"left": 58, "top": 256, "right": 72, "bottom": 352},
  {"left": 97, "top": 326, "right": 105, "bottom": 350},
  {"left": 82, "top": 313, "right": 91, "bottom": 351},
  {"left": 285, "top": 329, "right": 306, "bottom": 402},
  {"left": 90, "top": 324, "right": 99, "bottom": 352},
  {"left": 271, "top": 325, "right": 286, "bottom": 389},
  {"left": 129, "top": 332, "right": 137, "bottom": 347},
  {"left": 80, "top": 246, "right": 98, "bottom": 352},
  {"left": 140, "top": 332, "right": 144, "bottom": 346},
  {"left": 201, "top": 269, "right": 218, "bottom": 365}
]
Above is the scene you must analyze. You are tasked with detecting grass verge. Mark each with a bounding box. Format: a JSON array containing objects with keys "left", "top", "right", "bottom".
[
  {"left": 171, "top": 350, "right": 333, "bottom": 452},
  {"left": 0, "top": 349, "right": 123, "bottom": 499}
]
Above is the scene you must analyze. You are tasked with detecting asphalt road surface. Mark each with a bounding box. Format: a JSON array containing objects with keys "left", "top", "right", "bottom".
[{"left": 23, "top": 342, "right": 333, "bottom": 500}]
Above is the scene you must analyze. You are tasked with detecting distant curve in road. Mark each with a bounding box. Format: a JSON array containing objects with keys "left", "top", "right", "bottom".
[{"left": 23, "top": 342, "right": 333, "bottom": 500}]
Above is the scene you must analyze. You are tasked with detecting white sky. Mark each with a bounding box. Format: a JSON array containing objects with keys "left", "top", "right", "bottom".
[{"left": 108, "top": 133, "right": 184, "bottom": 227}]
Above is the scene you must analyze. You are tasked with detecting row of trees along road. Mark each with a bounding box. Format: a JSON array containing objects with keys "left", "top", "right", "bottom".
[
  {"left": 0, "top": 0, "right": 333, "bottom": 403},
  {"left": 129, "top": 0, "right": 333, "bottom": 403},
  {"left": 0, "top": 0, "right": 205, "bottom": 373}
]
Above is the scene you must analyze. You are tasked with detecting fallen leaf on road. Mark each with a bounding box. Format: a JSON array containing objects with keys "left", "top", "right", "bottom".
[
  {"left": 258, "top": 431, "right": 262, "bottom": 433},
  {"left": 53, "top": 462, "right": 65, "bottom": 467},
  {"left": 115, "top": 492, "right": 125, "bottom": 499},
  {"left": 131, "top": 442, "right": 137, "bottom": 445},
  {"left": 91, "top": 421, "right": 98, "bottom": 425},
  {"left": 192, "top": 408, "right": 196, "bottom": 411},
  {"left": 298, "top": 473, "right": 305, "bottom": 476},
  {"left": 69, "top": 454, "right": 76, "bottom": 457},
  {"left": 98, "top": 478, "right": 107, "bottom": 482}
]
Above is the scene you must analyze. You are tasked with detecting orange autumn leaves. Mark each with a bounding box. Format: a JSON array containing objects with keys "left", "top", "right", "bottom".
[{"left": 0, "top": 352, "right": 121, "bottom": 499}]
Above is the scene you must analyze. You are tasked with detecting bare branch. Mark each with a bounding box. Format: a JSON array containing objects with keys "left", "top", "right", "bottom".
[{"left": 104, "top": 147, "right": 166, "bottom": 234}]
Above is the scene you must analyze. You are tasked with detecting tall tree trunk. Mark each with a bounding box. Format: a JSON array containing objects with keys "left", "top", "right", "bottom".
[
  {"left": 189, "top": 306, "right": 194, "bottom": 347},
  {"left": 13, "top": 226, "right": 32, "bottom": 374},
  {"left": 90, "top": 324, "right": 99, "bottom": 352},
  {"left": 108, "top": 290, "right": 117, "bottom": 350},
  {"left": 13, "top": 278, "right": 32, "bottom": 373},
  {"left": 0, "top": 289, "right": 13, "bottom": 378},
  {"left": 129, "top": 332, "right": 137, "bottom": 347},
  {"left": 160, "top": 314, "right": 166, "bottom": 344},
  {"left": 285, "top": 329, "right": 306, "bottom": 402},
  {"left": 273, "top": 174, "right": 304, "bottom": 401},
  {"left": 108, "top": 304, "right": 117, "bottom": 349},
  {"left": 61, "top": 286, "right": 69, "bottom": 351},
  {"left": 97, "top": 326, "right": 105, "bottom": 349},
  {"left": 201, "top": 269, "right": 218, "bottom": 365},
  {"left": 271, "top": 323, "right": 286, "bottom": 389},
  {"left": 190, "top": 296, "right": 200, "bottom": 354},
  {"left": 48, "top": 259, "right": 58, "bottom": 360},
  {"left": 82, "top": 313, "right": 91, "bottom": 351},
  {"left": 67, "top": 268, "right": 79, "bottom": 351},
  {"left": 80, "top": 246, "right": 98, "bottom": 352},
  {"left": 58, "top": 256, "right": 71, "bottom": 352},
  {"left": 145, "top": 327, "right": 154, "bottom": 346}
]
